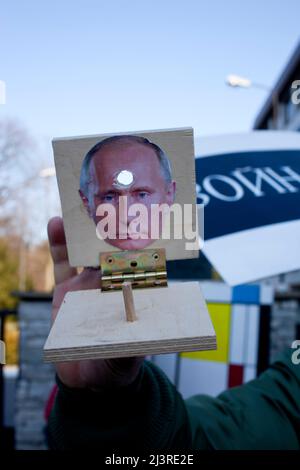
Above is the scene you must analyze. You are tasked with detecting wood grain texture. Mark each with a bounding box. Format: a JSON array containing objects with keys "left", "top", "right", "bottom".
[{"left": 44, "top": 282, "right": 216, "bottom": 362}]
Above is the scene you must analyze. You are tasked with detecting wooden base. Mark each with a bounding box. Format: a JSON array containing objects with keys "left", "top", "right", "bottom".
[{"left": 43, "top": 282, "right": 216, "bottom": 362}]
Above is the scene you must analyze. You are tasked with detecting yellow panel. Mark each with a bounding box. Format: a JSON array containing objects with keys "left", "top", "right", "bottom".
[{"left": 181, "top": 303, "right": 231, "bottom": 363}]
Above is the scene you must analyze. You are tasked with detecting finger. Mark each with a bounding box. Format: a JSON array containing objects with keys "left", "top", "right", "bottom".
[
  {"left": 47, "top": 216, "right": 77, "bottom": 284},
  {"left": 51, "top": 268, "right": 100, "bottom": 323}
]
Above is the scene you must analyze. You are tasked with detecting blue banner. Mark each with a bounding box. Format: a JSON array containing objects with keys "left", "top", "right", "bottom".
[{"left": 195, "top": 150, "right": 300, "bottom": 240}]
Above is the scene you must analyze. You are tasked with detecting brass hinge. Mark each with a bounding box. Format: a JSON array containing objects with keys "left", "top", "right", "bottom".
[{"left": 100, "top": 248, "right": 167, "bottom": 292}]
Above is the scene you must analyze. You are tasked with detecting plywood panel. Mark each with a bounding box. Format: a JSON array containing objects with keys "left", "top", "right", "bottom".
[
  {"left": 44, "top": 282, "right": 216, "bottom": 362},
  {"left": 53, "top": 127, "right": 198, "bottom": 267}
]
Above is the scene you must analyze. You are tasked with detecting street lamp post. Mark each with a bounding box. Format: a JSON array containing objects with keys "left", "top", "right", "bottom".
[{"left": 226, "top": 74, "right": 279, "bottom": 129}]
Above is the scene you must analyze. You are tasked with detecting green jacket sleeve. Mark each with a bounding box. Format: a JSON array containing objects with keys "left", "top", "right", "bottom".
[
  {"left": 47, "top": 348, "right": 300, "bottom": 450},
  {"left": 47, "top": 360, "right": 192, "bottom": 450},
  {"left": 186, "top": 347, "right": 300, "bottom": 449}
]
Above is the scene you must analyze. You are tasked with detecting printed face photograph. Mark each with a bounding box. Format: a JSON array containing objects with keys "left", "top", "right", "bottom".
[
  {"left": 78, "top": 135, "right": 176, "bottom": 250},
  {"left": 53, "top": 127, "right": 198, "bottom": 267}
]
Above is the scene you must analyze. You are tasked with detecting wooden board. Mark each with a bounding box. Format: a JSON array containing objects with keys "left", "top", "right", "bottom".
[
  {"left": 43, "top": 282, "right": 216, "bottom": 362},
  {"left": 53, "top": 127, "right": 198, "bottom": 267}
]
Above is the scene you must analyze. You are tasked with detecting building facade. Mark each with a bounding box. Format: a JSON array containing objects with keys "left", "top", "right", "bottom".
[
  {"left": 253, "top": 41, "right": 300, "bottom": 363},
  {"left": 254, "top": 42, "right": 300, "bottom": 132}
]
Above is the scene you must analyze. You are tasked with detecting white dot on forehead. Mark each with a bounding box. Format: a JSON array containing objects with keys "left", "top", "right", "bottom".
[{"left": 116, "top": 170, "right": 134, "bottom": 186}]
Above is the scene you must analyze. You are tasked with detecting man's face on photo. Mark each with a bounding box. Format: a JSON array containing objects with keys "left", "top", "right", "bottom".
[{"left": 79, "top": 141, "right": 176, "bottom": 250}]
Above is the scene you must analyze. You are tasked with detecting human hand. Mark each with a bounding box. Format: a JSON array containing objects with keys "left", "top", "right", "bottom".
[{"left": 48, "top": 216, "right": 144, "bottom": 390}]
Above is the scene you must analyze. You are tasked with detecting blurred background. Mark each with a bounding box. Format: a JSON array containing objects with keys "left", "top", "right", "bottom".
[{"left": 0, "top": 0, "right": 300, "bottom": 449}]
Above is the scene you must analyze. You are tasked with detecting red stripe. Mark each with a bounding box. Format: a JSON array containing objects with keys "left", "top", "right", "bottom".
[
  {"left": 228, "top": 364, "right": 244, "bottom": 388},
  {"left": 44, "top": 384, "right": 58, "bottom": 421}
]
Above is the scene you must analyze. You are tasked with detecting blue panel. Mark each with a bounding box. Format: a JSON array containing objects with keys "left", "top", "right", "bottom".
[
  {"left": 195, "top": 150, "right": 300, "bottom": 240},
  {"left": 232, "top": 285, "right": 260, "bottom": 304}
]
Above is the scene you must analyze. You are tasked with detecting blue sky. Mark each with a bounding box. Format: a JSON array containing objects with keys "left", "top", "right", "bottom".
[
  {"left": 1, "top": 0, "right": 300, "bottom": 143},
  {"left": 0, "top": 0, "right": 299, "bottom": 243}
]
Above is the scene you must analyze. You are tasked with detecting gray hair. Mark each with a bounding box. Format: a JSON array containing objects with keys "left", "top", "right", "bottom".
[{"left": 79, "top": 135, "right": 173, "bottom": 197}]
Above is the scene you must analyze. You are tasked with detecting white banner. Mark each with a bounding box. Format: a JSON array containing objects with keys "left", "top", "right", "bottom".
[{"left": 195, "top": 131, "right": 300, "bottom": 285}]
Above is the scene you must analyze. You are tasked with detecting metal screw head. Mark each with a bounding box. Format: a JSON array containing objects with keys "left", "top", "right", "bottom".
[{"left": 130, "top": 260, "right": 138, "bottom": 267}]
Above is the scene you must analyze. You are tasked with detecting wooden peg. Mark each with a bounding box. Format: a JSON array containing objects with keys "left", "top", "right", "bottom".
[{"left": 122, "top": 282, "right": 137, "bottom": 322}]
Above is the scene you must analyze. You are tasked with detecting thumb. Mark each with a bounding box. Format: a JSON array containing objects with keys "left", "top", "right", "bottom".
[{"left": 48, "top": 216, "right": 77, "bottom": 285}]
